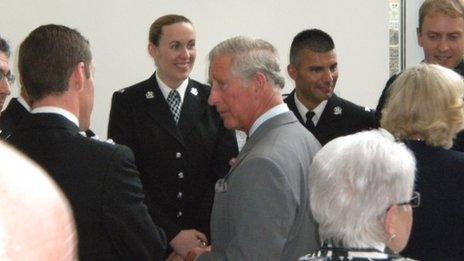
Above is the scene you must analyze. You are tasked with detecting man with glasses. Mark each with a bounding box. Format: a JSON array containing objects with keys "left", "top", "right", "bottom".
[{"left": 0, "top": 35, "right": 12, "bottom": 114}]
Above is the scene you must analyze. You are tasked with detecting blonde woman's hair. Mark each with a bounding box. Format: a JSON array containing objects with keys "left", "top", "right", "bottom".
[{"left": 381, "top": 63, "right": 464, "bottom": 148}]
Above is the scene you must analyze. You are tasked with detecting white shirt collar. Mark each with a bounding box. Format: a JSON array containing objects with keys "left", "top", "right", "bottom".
[
  {"left": 156, "top": 72, "right": 188, "bottom": 104},
  {"left": 294, "top": 92, "right": 327, "bottom": 126},
  {"left": 249, "top": 103, "right": 289, "bottom": 137},
  {"left": 17, "top": 96, "right": 31, "bottom": 112},
  {"left": 31, "top": 106, "right": 79, "bottom": 128}
]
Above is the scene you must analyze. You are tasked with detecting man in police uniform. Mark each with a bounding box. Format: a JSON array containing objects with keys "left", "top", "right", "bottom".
[{"left": 285, "top": 29, "right": 376, "bottom": 146}]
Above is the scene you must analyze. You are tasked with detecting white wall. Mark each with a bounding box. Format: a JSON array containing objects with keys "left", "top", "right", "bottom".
[
  {"left": 405, "top": 0, "right": 425, "bottom": 68},
  {"left": 0, "top": 0, "right": 389, "bottom": 138}
]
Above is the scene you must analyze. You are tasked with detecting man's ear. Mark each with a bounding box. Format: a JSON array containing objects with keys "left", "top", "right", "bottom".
[
  {"left": 69, "top": 62, "right": 86, "bottom": 92},
  {"left": 253, "top": 72, "right": 268, "bottom": 94},
  {"left": 148, "top": 43, "right": 158, "bottom": 59},
  {"left": 287, "top": 64, "right": 297, "bottom": 80},
  {"left": 417, "top": 27, "right": 424, "bottom": 47}
]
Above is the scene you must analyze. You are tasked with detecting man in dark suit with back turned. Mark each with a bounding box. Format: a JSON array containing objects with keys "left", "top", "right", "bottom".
[
  {"left": 285, "top": 29, "right": 376, "bottom": 146},
  {"left": 108, "top": 15, "right": 238, "bottom": 259},
  {"left": 8, "top": 24, "right": 166, "bottom": 260}
]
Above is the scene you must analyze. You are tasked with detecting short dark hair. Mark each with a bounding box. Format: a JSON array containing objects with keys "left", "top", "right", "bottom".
[
  {"left": 0, "top": 35, "right": 11, "bottom": 58},
  {"left": 18, "top": 24, "right": 92, "bottom": 101},
  {"left": 289, "top": 29, "right": 335, "bottom": 66},
  {"left": 149, "top": 14, "right": 192, "bottom": 45}
]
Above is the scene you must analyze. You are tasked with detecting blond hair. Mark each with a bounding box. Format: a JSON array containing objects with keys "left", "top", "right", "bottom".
[{"left": 381, "top": 64, "right": 464, "bottom": 148}]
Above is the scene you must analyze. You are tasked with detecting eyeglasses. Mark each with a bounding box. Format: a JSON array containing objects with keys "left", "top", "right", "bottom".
[
  {"left": 397, "top": 191, "right": 421, "bottom": 208},
  {"left": 0, "top": 72, "right": 15, "bottom": 85}
]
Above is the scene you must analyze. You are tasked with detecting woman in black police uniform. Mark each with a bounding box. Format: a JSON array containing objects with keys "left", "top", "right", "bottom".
[
  {"left": 108, "top": 14, "right": 238, "bottom": 259},
  {"left": 299, "top": 129, "right": 417, "bottom": 261}
]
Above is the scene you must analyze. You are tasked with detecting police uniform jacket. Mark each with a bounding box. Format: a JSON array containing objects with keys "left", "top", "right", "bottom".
[
  {"left": 108, "top": 72, "right": 238, "bottom": 241},
  {"left": 285, "top": 91, "right": 376, "bottom": 146}
]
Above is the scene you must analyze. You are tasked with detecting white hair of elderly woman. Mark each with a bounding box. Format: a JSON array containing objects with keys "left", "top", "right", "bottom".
[{"left": 309, "top": 129, "right": 416, "bottom": 248}]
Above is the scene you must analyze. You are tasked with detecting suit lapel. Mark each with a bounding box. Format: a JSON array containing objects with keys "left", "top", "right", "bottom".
[
  {"left": 284, "top": 90, "right": 305, "bottom": 125},
  {"left": 226, "top": 112, "right": 296, "bottom": 177},
  {"left": 316, "top": 94, "right": 340, "bottom": 128},
  {"left": 178, "top": 81, "right": 205, "bottom": 139},
  {"left": 142, "top": 74, "right": 184, "bottom": 146}
]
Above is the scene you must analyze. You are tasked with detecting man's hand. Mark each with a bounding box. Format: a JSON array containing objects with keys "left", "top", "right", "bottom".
[
  {"left": 170, "top": 229, "right": 207, "bottom": 258},
  {"left": 186, "top": 246, "right": 211, "bottom": 261},
  {"left": 229, "top": 157, "right": 237, "bottom": 167}
]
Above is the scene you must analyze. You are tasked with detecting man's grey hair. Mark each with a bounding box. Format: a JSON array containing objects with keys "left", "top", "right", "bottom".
[
  {"left": 309, "top": 129, "right": 416, "bottom": 248},
  {"left": 208, "top": 36, "right": 285, "bottom": 89}
]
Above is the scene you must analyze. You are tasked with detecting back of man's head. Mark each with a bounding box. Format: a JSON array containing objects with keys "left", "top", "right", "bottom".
[
  {"left": 0, "top": 36, "right": 11, "bottom": 58},
  {"left": 18, "top": 24, "right": 92, "bottom": 102},
  {"left": 419, "top": 0, "right": 464, "bottom": 32},
  {"left": 0, "top": 142, "right": 77, "bottom": 260},
  {"left": 289, "top": 29, "right": 335, "bottom": 66}
]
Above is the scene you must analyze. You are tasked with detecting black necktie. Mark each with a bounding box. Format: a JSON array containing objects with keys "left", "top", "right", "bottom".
[{"left": 305, "top": 111, "right": 316, "bottom": 131}]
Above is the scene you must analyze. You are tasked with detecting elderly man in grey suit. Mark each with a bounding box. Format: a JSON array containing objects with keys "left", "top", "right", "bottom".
[{"left": 187, "top": 36, "right": 321, "bottom": 261}]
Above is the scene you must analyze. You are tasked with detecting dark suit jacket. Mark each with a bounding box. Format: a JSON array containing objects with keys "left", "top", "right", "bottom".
[
  {"left": 285, "top": 91, "right": 376, "bottom": 146},
  {"left": 0, "top": 98, "right": 29, "bottom": 139},
  {"left": 8, "top": 113, "right": 166, "bottom": 261},
  {"left": 108, "top": 73, "right": 238, "bottom": 241},
  {"left": 402, "top": 140, "right": 464, "bottom": 261}
]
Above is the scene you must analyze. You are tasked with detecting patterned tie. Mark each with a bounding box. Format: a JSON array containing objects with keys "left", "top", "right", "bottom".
[
  {"left": 305, "top": 111, "right": 316, "bottom": 131},
  {"left": 167, "top": 90, "right": 181, "bottom": 124}
]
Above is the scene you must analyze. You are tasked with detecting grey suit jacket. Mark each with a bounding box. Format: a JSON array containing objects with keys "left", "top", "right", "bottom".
[{"left": 198, "top": 111, "right": 321, "bottom": 261}]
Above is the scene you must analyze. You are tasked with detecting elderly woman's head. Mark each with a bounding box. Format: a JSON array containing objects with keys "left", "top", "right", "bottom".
[
  {"left": 309, "top": 129, "right": 416, "bottom": 253},
  {"left": 381, "top": 64, "right": 464, "bottom": 148}
]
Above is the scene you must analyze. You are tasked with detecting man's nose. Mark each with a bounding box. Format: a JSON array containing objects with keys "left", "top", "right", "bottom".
[
  {"left": 322, "top": 70, "right": 334, "bottom": 83},
  {"left": 0, "top": 79, "right": 11, "bottom": 95},
  {"left": 438, "top": 38, "right": 450, "bottom": 52}
]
